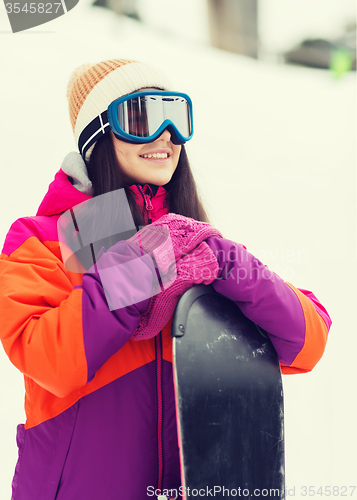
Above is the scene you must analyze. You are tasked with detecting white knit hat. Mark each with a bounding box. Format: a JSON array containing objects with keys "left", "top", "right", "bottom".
[{"left": 67, "top": 59, "right": 171, "bottom": 160}]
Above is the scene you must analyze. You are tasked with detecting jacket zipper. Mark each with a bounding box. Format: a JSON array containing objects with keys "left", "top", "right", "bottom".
[
  {"left": 137, "top": 185, "right": 153, "bottom": 224},
  {"left": 155, "top": 333, "right": 164, "bottom": 492},
  {"left": 140, "top": 185, "right": 163, "bottom": 488}
]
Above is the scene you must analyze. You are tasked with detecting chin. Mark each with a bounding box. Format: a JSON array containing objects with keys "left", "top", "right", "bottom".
[{"left": 151, "top": 173, "right": 175, "bottom": 186}]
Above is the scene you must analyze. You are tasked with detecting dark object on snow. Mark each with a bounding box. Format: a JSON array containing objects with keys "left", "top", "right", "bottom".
[
  {"left": 284, "top": 25, "right": 356, "bottom": 70},
  {"left": 172, "top": 285, "right": 285, "bottom": 498},
  {"left": 92, "top": 0, "right": 141, "bottom": 21}
]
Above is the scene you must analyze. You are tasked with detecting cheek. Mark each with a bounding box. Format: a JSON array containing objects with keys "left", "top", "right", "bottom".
[
  {"left": 113, "top": 145, "right": 125, "bottom": 162},
  {"left": 115, "top": 148, "right": 141, "bottom": 172},
  {"left": 112, "top": 139, "right": 141, "bottom": 162},
  {"left": 117, "top": 148, "right": 131, "bottom": 160},
  {"left": 174, "top": 146, "right": 182, "bottom": 164}
]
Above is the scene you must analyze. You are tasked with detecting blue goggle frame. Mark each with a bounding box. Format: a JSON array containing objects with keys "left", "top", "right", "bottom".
[{"left": 107, "top": 90, "right": 194, "bottom": 145}]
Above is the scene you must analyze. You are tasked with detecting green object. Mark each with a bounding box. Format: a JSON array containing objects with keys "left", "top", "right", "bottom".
[{"left": 330, "top": 48, "right": 353, "bottom": 78}]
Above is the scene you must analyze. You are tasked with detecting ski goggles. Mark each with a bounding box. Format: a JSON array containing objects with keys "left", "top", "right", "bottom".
[
  {"left": 78, "top": 91, "right": 193, "bottom": 158},
  {"left": 108, "top": 91, "right": 194, "bottom": 145}
]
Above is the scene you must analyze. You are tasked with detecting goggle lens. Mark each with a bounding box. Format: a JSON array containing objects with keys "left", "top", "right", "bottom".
[{"left": 115, "top": 94, "right": 192, "bottom": 139}]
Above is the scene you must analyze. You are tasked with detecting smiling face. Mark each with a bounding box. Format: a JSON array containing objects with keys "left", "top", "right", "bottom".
[
  {"left": 109, "top": 87, "right": 182, "bottom": 186},
  {"left": 111, "top": 128, "right": 181, "bottom": 186}
]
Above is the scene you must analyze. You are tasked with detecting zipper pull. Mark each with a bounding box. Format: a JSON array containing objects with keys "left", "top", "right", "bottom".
[
  {"left": 144, "top": 194, "right": 153, "bottom": 211},
  {"left": 137, "top": 185, "right": 154, "bottom": 224},
  {"left": 144, "top": 193, "right": 153, "bottom": 224}
]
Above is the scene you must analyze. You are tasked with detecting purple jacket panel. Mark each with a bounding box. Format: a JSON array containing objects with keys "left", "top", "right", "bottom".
[
  {"left": 11, "top": 361, "right": 180, "bottom": 500},
  {"left": 80, "top": 241, "right": 156, "bottom": 382},
  {"left": 11, "top": 404, "right": 80, "bottom": 500},
  {"left": 206, "top": 236, "right": 306, "bottom": 365}
]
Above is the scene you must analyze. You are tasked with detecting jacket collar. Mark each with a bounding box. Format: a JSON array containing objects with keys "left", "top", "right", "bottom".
[{"left": 36, "top": 153, "right": 168, "bottom": 220}]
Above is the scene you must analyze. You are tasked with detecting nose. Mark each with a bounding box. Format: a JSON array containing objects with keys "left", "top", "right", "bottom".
[{"left": 155, "top": 128, "right": 172, "bottom": 142}]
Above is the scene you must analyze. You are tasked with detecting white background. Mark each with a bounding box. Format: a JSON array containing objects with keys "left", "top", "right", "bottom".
[{"left": 0, "top": 0, "right": 356, "bottom": 498}]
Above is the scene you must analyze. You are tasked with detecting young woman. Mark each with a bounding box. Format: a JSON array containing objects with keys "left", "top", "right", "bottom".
[{"left": 0, "top": 59, "right": 331, "bottom": 500}]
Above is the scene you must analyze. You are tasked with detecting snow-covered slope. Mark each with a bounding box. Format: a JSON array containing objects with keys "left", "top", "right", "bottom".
[{"left": 0, "top": 1, "right": 355, "bottom": 497}]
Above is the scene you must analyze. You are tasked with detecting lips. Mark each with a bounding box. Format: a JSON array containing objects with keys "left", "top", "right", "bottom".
[
  {"left": 139, "top": 148, "right": 172, "bottom": 160},
  {"left": 141, "top": 153, "right": 169, "bottom": 159}
]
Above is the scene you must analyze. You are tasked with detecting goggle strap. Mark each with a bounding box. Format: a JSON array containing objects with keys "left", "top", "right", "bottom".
[{"left": 79, "top": 110, "right": 110, "bottom": 159}]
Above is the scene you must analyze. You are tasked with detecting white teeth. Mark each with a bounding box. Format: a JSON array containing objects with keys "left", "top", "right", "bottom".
[{"left": 142, "top": 153, "right": 168, "bottom": 159}]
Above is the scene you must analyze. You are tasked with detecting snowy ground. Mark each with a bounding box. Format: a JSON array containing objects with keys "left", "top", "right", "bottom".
[{"left": 0, "top": 0, "right": 356, "bottom": 498}]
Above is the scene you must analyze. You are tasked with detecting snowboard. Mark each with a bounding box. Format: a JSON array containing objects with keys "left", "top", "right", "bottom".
[{"left": 172, "top": 285, "right": 285, "bottom": 500}]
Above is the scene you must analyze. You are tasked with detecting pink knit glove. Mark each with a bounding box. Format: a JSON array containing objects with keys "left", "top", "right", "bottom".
[
  {"left": 129, "top": 224, "right": 175, "bottom": 278},
  {"left": 132, "top": 241, "right": 219, "bottom": 340},
  {"left": 129, "top": 213, "right": 223, "bottom": 273}
]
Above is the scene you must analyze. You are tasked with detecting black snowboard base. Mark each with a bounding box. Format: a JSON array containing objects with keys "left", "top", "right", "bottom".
[{"left": 172, "top": 285, "right": 285, "bottom": 500}]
